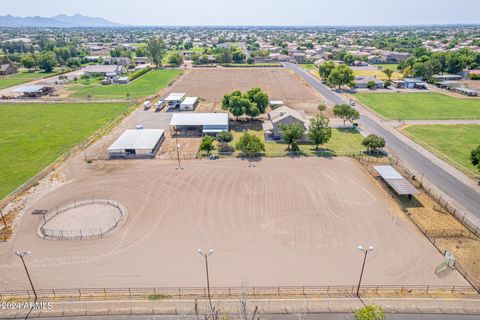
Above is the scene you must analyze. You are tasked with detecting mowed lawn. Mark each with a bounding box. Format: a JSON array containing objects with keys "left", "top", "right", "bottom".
[
  {"left": 69, "top": 69, "right": 182, "bottom": 99},
  {"left": 227, "top": 127, "right": 364, "bottom": 157},
  {"left": 403, "top": 125, "right": 480, "bottom": 174},
  {"left": 0, "top": 102, "right": 130, "bottom": 199},
  {"left": 0, "top": 70, "right": 54, "bottom": 90},
  {"left": 353, "top": 68, "right": 402, "bottom": 80},
  {"left": 355, "top": 92, "right": 480, "bottom": 120}
]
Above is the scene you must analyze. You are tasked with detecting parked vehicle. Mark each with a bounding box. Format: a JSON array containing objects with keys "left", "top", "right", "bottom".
[
  {"left": 155, "top": 99, "right": 166, "bottom": 111},
  {"left": 143, "top": 100, "right": 152, "bottom": 109}
]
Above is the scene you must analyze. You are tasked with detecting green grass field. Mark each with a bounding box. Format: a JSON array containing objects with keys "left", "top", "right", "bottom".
[
  {"left": 403, "top": 125, "right": 480, "bottom": 175},
  {"left": 0, "top": 70, "right": 54, "bottom": 90},
  {"left": 225, "top": 127, "right": 364, "bottom": 157},
  {"left": 375, "top": 64, "right": 399, "bottom": 71},
  {"left": 355, "top": 92, "right": 480, "bottom": 120},
  {"left": 69, "top": 69, "right": 182, "bottom": 99},
  {"left": 0, "top": 102, "right": 130, "bottom": 199}
]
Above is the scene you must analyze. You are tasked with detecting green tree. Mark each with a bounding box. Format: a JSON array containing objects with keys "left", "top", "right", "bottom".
[
  {"left": 199, "top": 136, "right": 215, "bottom": 154},
  {"left": 245, "top": 87, "right": 269, "bottom": 113},
  {"left": 280, "top": 122, "right": 304, "bottom": 151},
  {"left": 319, "top": 60, "right": 335, "bottom": 79},
  {"left": 38, "top": 51, "right": 57, "bottom": 72},
  {"left": 308, "top": 114, "right": 332, "bottom": 149},
  {"left": 247, "top": 57, "right": 255, "bottom": 64},
  {"left": 333, "top": 104, "right": 360, "bottom": 126},
  {"left": 167, "top": 52, "right": 184, "bottom": 66},
  {"left": 216, "top": 131, "right": 233, "bottom": 143},
  {"left": 327, "top": 64, "right": 355, "bottom": 89},
  {"left": 353, "top": 305, "right": 385, "bottom": 320},
  {"left": 367, "top": 80, "right": 377, "bottom": 89},
  {"left": 146, "top": 37, "right": 166, "bottom": 68},
  {"left": 382, "top": 68, "right": 394, "bottom": 81},
  {"left": 471, "top": 145, "right": 480, "bottom": 172},
  {"left": 20, "top": 55, "right": 35, "bottom": 70},
  {"left": 235, "top": 132, "right": 265, "bottom": 156},
  {"left": 317, "top": 103, "right": 327, "bottom": 113},
  {"left": 362, "top": 134, "right": 386, "bottom": 153}
]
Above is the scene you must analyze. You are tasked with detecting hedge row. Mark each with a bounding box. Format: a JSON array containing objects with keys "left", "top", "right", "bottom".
[{"left": 129, "top": 66, "right": 153, "bottom": 81}]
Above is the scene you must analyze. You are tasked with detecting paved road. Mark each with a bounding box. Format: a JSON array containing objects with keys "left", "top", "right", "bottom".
[{"left": 283, "top": 62, "right": 480, "bottom": 226}]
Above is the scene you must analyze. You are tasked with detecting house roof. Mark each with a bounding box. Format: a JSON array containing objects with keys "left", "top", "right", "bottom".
[
  {"left": 108, "top": 129, "right": 164, "bottom": 151},
  {"left": 0, "top": 64, "right": 14, "bottom": 71},
  {"left": 269, "top": 106, "right": 306, "bottom": 124},
  {"left": 373, "top": 166, "right": 418, "bottom": 195},
  {"left": 355, "top": 76, "right": 383, "bottom": 84},
  {"left": 170, "top": 113, "right": 229, "bottom": 127},
  {"left": 84, "top": 65, "right": 121, "bottom": 73},
  {"left": 12, "top": 85, "right": 50, "bottom": 93}
]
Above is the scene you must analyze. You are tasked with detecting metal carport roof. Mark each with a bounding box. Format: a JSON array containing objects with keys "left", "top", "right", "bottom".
[{"left": 373, "top": 165, "right": 418, "bottom": 195}]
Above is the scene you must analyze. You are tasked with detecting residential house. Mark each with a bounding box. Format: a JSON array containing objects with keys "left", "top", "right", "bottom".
[
  {"left": 354, "top": 76, "right": 384, "bottom": 89},
  {"left": 262, "top": 106, "right": 308, "bottom": 139},
  {"left": 0, "top": 64, "right": 17, "bottom": 76}
]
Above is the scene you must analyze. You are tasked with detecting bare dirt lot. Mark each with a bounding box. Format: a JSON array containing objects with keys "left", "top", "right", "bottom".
[
  {"left": 0, "top": 157, "right": 467, "bottom": 290},
  {"left": 164, "top": 68, "right": 325, "bottom": 116}
]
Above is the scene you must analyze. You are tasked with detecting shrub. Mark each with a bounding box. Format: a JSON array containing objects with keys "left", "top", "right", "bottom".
[
  {"left": 129, "top": 66, "right": 153, "bottom": 81},
  {"left": 216, "top": 131, "right": 233, "bottom": 143}
]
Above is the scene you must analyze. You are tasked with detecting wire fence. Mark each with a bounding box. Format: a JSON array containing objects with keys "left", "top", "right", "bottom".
[
  {"left": 356, "top": 155, "right": 480, "bottom": 293},
  {"left": 1, "top": 285, "right": 478, "bottom": 302},
  {"left": 39, "top": 198, "right": 127, "bottom": 240}
]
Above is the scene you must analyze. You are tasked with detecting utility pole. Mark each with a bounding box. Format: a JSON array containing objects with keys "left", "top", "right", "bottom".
[
  {"left": 198, "top": 249, "right": 214, "bottom": 310},
  {"left": 15, "top": 251, "right": 37, "bottom": 301},
  {"left": 356, "top": 245, "right": 374, "bottom": 298},
  {"left": 176, "top": 138, "right": 183, "bottom": 170}
]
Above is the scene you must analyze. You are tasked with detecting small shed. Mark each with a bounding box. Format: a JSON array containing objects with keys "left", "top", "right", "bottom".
[
  {"left": 373, "top": 166, "right": 418, "bottom": 196},
  {"left": 107, "top": 129, "right": 165, "bottom": 159},
  {"left": 180, "top": 97, "right": 199, "bottom": 111},
  {"left": 165, "top": 93, "right": 186, "bottom": 108}
]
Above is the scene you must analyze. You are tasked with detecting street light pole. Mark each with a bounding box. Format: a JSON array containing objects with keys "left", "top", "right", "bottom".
[
  {"left": 176, "top": 138, "right": 182, "bottom": 170},
  {"left": 356, "top": 245, "right": 374, "bottom": 298},
  {"left": 15, "top": 251, "right": 37, "bottom": 301},
  {"left": 198, "top": 249, "right": 214, "bottom": 310}
]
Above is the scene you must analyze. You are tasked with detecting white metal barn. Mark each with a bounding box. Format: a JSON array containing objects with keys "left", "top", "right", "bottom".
[
  {"left": 108, "top": 129, "right": 165, "bottom": 158},
  {"left": 170, "top": 113, "right": 229, "bottom": 135},
  {"left": 165, "top": 93, "right": 186, "bottom": 108},
  {"left": 180, "top": 97, "right": 199, "bottom": 111}
]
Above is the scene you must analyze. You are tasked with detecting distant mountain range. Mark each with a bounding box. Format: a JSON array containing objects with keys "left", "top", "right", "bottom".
[{"left": 0, "top": 14, "right": 124, "bottom": 28}]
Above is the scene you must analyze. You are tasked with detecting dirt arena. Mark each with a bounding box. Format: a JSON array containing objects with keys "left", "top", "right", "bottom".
[
  {"left": 0, "top": 157, "right": 467, "bottom": 290},
  {"left": 164, "top": 68, "right": 325, "bottom": 116}
]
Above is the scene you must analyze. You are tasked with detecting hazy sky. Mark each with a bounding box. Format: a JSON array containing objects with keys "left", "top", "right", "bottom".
[{"left": 3, "top": 0, "right": 480, "bottom": 26}]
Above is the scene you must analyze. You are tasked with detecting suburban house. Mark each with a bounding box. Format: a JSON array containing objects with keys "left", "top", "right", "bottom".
[
  {"left": 134, "top": 57, "right": 149, "bottom": 65},
  {"left": 12, "top": 85, "right": 54, "bottom": 98},
  {"left": 262, "top": 106, "right": 308, "bottom": 139},
  {"left": 84, "top": 65, "right": 124, "bottom": 78},
  {"left": 0, "top": 64, "right": 17, "bottom": 76},
  {"left": 394, "top": 78, "right": 428, "bottom": 89},
  {"left": 354, "top": 76, "right": 384, "bottom": 89},
  {"left": 108, "top": 128, "right": 165, "bottom": 159},
  {"left": 170, "top": 113, "right": 229, "bottom": 135}
]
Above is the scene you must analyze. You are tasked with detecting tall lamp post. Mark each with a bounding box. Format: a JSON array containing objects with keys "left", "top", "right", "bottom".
[
  {"left": 176, "top": 138, "right": 183, "bottom": 170},
  {"left": 356, "top": 245, "right": 374, "bottom": 298},
  {"left": 15, "top": 251, "right": 37, "bottom": 301},
  {"left": 198, "top": 249, "right": 214, "bottom": 310}
]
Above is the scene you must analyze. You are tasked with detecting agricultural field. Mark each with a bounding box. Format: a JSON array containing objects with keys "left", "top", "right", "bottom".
[
  {"left": 68, "top": 69, "right": 182, "bottom": 99},
  {"left": 0, "top": 102, "right": 131, "bottom": 199},
  {"left": 402, "top": 124, "right": 480, "bottom": 175},
  {"left": 0, "top": 70, "right": 54, "bottom": 90},
  {"left": 0, "top": 157, "right": 467, "bottom": 289},
  {"left": 355, "top": 92, "right": 480, "bottom": 120},
  {"left": 165, "top": 68, "right": 324, "bottom": 116}
]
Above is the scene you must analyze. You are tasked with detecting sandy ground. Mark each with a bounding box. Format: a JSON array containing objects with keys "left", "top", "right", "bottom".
[
  {"left": 0, "top": 157, "right": 467, "bottom": 290},
  {"left": 163, "top": 68, "right": 325, "bottom": 116}
]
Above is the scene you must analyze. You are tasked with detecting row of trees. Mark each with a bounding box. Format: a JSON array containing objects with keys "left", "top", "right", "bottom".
[
  {"left": 191, "top": 46, "right": 246, "bottom": 65},
  {"left": 199, "top": 131, "right": 265, "bottom": 157},
  {"left": 399, "top": 48, "right": 480, "bottom": 80},
  {"left": 222, "top": 88, "right": 269, "bottom": 120},
  {"left": 471, "top": 146, "right": 480, "bottom": 174}
]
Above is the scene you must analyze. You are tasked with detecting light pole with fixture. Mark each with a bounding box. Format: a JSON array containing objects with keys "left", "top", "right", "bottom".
[
  {"left": 198, "top": 248, "right": 214, "bottom": 310},
  {"left": 356, "top": 245, "right": 374, "bottom": 298},
  {"left": 15, "top": 251, "right": 37, "bottom": 301},
  {"left": 176, "top": 137, "right": 183, "bottom": 170}
]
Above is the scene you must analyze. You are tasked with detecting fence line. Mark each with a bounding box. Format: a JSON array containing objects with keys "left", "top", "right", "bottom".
[
  {"left": 38, "top": 198, "right": 127, "bottom": 240},
  {"left": 1, "top": 285, "right": 478, "bottom": 302},
  {"left": 356, "top": 155, "right": 480, "bottom": 293}
]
